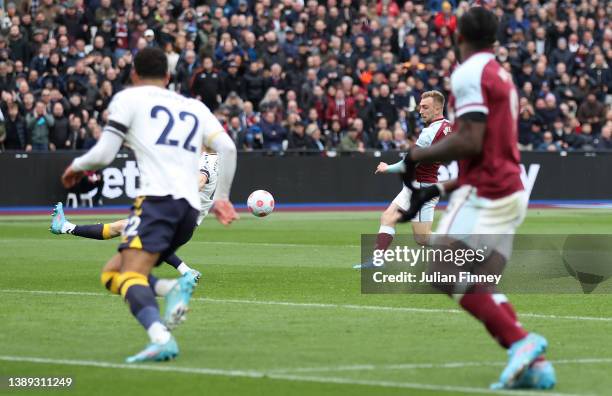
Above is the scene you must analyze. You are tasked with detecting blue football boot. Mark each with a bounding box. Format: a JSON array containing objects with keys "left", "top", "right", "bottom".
[
  {"left": 163, "top": 273, "right": 197, "bottom": 329},
  {"left": 125, "top": 337, "right": 179, "bottom": 363},
  {"left": 490, "top": 333, "right": 548, "bottom": 389},
  {"left": 49, "top": 202, "right": 66, "bottom": 234},
  {"left": 512, "top": 360, "right": 556, "bottom": 389}
]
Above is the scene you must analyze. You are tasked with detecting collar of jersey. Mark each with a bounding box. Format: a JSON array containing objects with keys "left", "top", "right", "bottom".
[{"left": 462, "top": 49, "right": 495, "bottom": 63}]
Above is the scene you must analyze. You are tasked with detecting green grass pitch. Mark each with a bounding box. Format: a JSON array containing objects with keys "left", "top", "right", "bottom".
[{"left": 1, "top": 209, "right": 611, "bottom": 395}]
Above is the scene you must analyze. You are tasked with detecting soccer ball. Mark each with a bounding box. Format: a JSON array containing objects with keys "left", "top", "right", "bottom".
[{"left": 247, "top": 190, "right": 275, "bottom": 217}]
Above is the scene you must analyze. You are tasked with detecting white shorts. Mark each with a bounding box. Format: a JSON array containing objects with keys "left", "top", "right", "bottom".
[
  {"left": 434, "top": 185, "right": 528, "bottom": 259},
  {"left": 392, "top": 183, "right": 439, "bottom": 223}
]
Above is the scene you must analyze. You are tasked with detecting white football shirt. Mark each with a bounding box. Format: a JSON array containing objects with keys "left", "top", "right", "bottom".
[
  {"left": 198, "top": 152, "right": 218, "bottom": 218},
  {"left": 105, "top": 85, "right": 225, "bottom": 210}
]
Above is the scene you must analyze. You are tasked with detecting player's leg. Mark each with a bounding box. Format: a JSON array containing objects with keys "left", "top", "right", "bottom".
[
  {"left": 431, "top": 187, "right": 552, "bottom": 389},
  {"left": 50, "top": 202, "right": 126, "bottom": 239},
  {"left": 164, "top": 253, "right": 200, "bottom": 282},
  {"left": 411, "top": 221, "right": 432, "bottom": 246},
  {"left": 376, "top": 202, "right": 402, "bottom": 251},
  {"left": 160, "top": 209, "right": 207, "bottom": 279},
  {"left": 117, "top": 196, "right": 198, "bottom": 362},
  {"left": 119, "top": 249, "right": 178, "bottom": 363},
  {"left": 410, "top": 183, "right": 438, "bottom": 246},
  {"left": 161, "top": 210, "right": 200, "bottom": 330},
  {"left": 353, "top": 189, "right": 407, "bottom": 269},
  {"left": 101, "top": 252, "right": 180, "bottom": 298}
]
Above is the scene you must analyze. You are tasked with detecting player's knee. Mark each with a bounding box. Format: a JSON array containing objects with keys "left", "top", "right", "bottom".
[
  {"left": 115, "top": 271, "right": 149, "bottom": 299},
  {"left": 381, "top": 207, "right": 398, "bottom": 226},
  {"left": 101, "top": 271, "right": 120, "bottom": 294},
  {"left": 109, "top": 220, "right": 128, "bottom": 238}
]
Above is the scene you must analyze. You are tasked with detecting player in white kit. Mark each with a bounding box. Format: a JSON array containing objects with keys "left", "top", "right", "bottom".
[
  {"left": 50, "top": 152, "right": 220, "bottom": 280},
  {"left": 61, "top": 48, "right": 238, "bottom": 363}
]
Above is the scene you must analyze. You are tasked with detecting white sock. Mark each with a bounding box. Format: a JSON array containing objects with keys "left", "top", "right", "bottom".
[
  {"left": 63, "top": 221, "right": 76, "bottom": 234},
  {"left": 147, "top": 321, "right": 171, "bottom": 344},
  {"left": 176, "top": 262, "right": 191, "bottom": 275},
  {"left": 378, "top": 225, "right": 396, "bottom": 235},
  {"left": 153, "top": 279, "right": 177, "bottom": 297}
]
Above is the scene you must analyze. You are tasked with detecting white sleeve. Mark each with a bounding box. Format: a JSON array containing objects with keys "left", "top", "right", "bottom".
[
  {"left": 105, "top": 91, "right": 133, "bottom": 138},
  {"left": 415, "top": 129, "right": 433, "bottom": 148},
  {"left": 71, "top": 132, "right": 124, "bottom": 171},
  {"left": 452, "top": 69, "right": 488, "bottom": 118},
  {"left": 208, "top": 133, "right": 236, "bottom": 200},
  {"left": 198, "top": 105, "right": 237, "bottom": 200}
]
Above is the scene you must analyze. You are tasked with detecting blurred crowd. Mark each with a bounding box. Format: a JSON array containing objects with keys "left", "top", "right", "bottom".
[{"left": 0, "top": 0, "right": 610, "bottom": 154}]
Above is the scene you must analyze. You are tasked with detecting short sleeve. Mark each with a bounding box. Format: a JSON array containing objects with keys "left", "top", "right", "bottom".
[
  {"left": 199, "top": 104, "right": 226, "bottom": 148},
  {"left": 415, "top": 129, "right": 433, "bottom": 147},
  {"left": 451, "top": 69, "right": 488, "bottom": 118},
  {"left": 105, "top": 92, "right": 132, "bottom": 138}
]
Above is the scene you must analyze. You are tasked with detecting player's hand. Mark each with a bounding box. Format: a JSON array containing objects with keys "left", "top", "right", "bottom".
[
  {"left": 61, "top": 165, "right": 85, "bottom": 189},
  {"left": 375, "top": 162, "right": 389, "bottom": 174},
  {"left": 213, "top": 199, "right": 239, "bottom": 225},
  {"left": 397, "top": 184, "right": 443, "bottom": 223}
]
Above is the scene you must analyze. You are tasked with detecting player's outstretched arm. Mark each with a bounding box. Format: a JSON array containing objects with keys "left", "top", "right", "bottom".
[
  {"left": 61, "top": 132, "right": 124, "bottom": 188},
  {"left": 208, "top": 131, "right": 239, "bottom": 225}
]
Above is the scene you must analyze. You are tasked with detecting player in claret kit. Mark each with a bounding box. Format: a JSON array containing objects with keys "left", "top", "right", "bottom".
[
  {"left": 50, "top": 152, "right": 220, "bottom": 282},
  {"left": 395, "top": 7, "right": 556, "bottom": 390},
  {"left": 60, "top": 47, "right": 238, "bottom": 363},
  {"left": 354, "top": 90, "right": 451, "bottom": 269}
]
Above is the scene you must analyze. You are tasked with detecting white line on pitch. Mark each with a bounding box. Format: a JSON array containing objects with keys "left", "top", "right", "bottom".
[
  {"left": 2, "top": 288, "right": 612, "bottom": 322},
  {"left": 268, "top": 357, "right": 612, "bottom": 375},
  {"left": 0, "top": 355, "right": 584, "bottom": 396},
  {"left": 0, "top": 238, "right": 360, "bottom": 249}
]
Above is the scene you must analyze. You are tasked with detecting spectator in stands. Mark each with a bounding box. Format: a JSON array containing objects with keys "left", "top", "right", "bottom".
[
  {"left": 0, "top": 0, "right": 608, "bottom": 156},
  {"left": 259, "top": 87, "right": 284, "bottom": 122},
  {"left": 325, "top": 89, "right": 356, "bottom": 130},
  {"left": 243, "top": 61, "right": 266, "bottom": 110},
  {"left": 596, "top": 122, "right": 612, "bottom": 151},
  {"left": 259, "top": 110, "right": 286, "bottom": 152},
  {"left": 175, "top": 50, "right": 198, "bottom": 96},
  {"left": 50, "top": 102, "right": 69, "bottom": 150},
  {"left": 26, "top": 101, "right": 54, "bottom": 151},
  {"left": 434, "top": 2, "right": 457, "bottom": 36},
  {"left": 306, "top": 123, "right": 326, "bottom": 152},
  {"left": 339, "top": 125, "right": 365, "bottom": 153},
  {"left": 577, "top": 93, "right": 607, "bottom": 133},
  {"left": 3, "top": 101, "right": 26, "bottom": 150},
  {"left": 537, "top": 131, "right": 562, "bottom": 152},
  {"left": 191, "top": 56, "right": 222, "bottom": 111},
  {"left": 377, "top": 128, "right": 395, "bottom": 151},
  {"left": 288, "top": 121, "right": 313, "bottom": 151}
]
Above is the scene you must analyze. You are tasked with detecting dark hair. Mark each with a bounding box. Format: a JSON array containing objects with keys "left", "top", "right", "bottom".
[
  {"left": 134, "top": 47, "right": 167, "bottom": 79},
  {"left": 458, "top": 7, "right": 498, "bottom": 50}
]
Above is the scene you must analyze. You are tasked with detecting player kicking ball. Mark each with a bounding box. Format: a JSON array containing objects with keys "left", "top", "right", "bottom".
[
  {"left": 391, "top": 7, "right": 555, "bottom": 390},
  {"left": 60, "top": 47, "right": 238, "bottom": 363},
  {"left": 50, "top": 152, "right": 220, "bottom": 283},
  {"left": 354, "top": 91, "right": 451, "bottom": 269}
]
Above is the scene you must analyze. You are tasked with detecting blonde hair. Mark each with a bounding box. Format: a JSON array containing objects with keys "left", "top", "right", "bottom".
[
  {"left": 421, "top": 90, "right": 445, "bottom": 107},
  {"left": 377, "top": 129, "right": 393, "bottom": 141}
]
